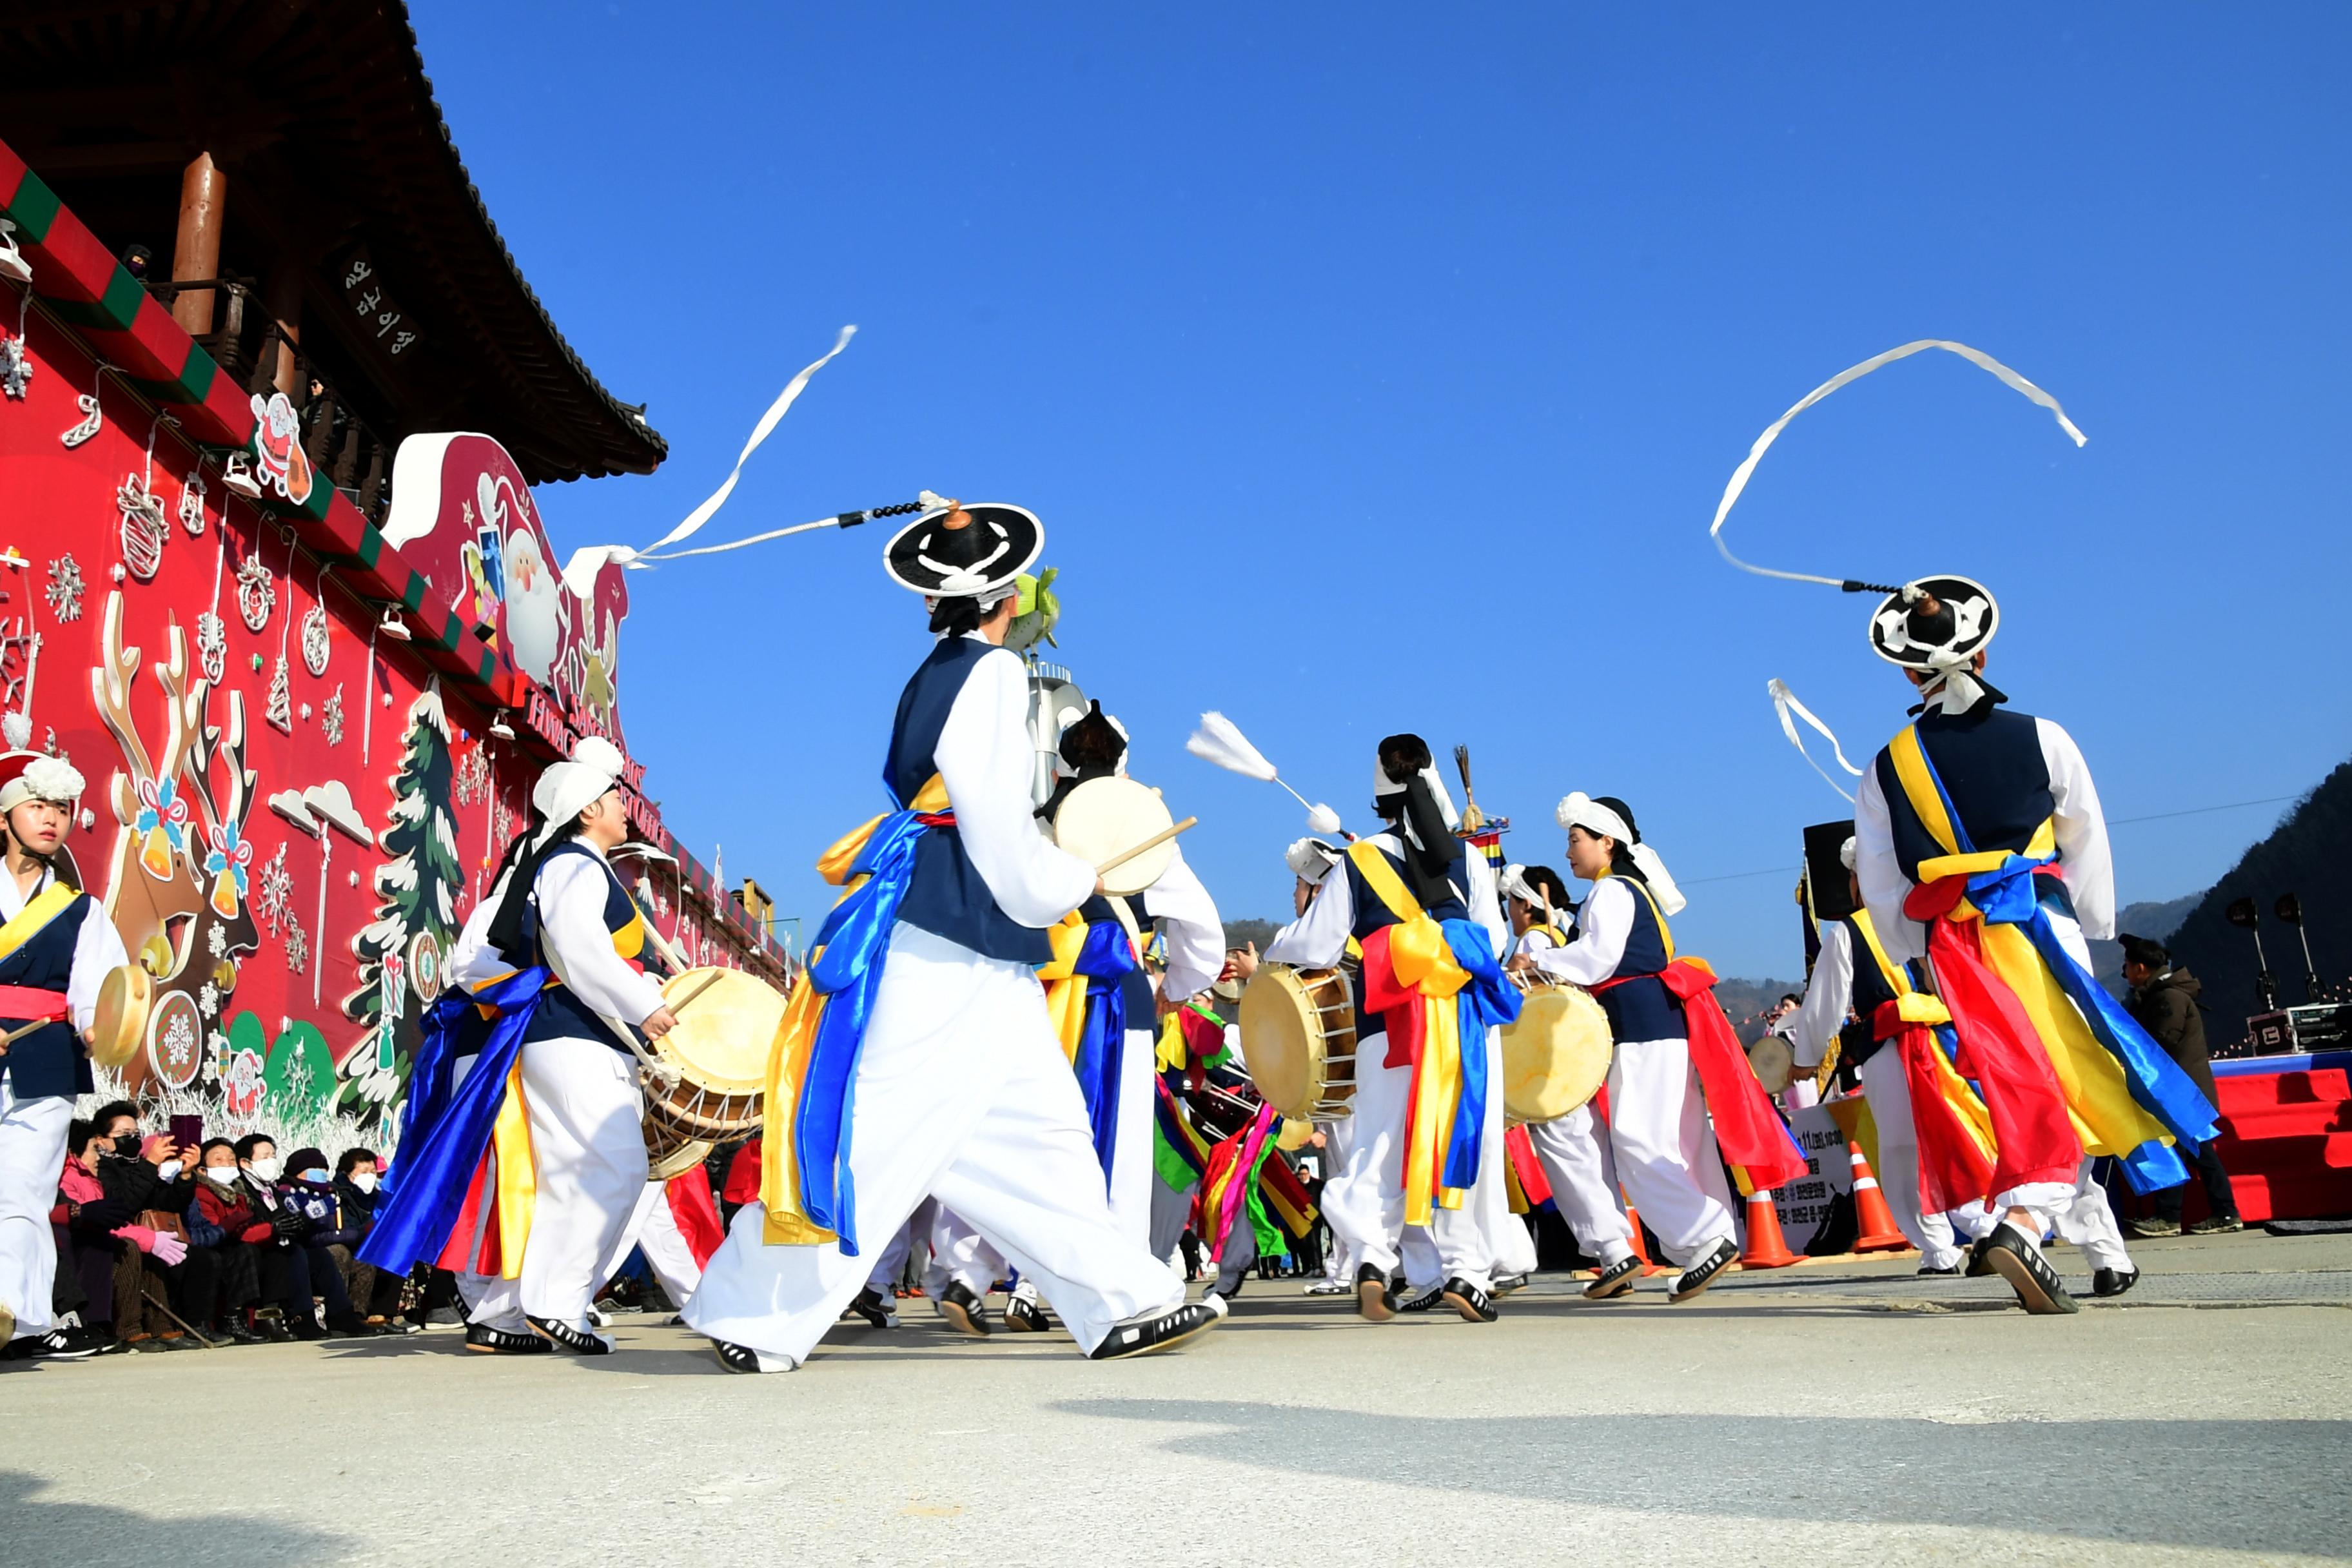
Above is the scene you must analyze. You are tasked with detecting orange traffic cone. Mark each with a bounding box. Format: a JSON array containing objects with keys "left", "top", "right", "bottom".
[
  {"left": 1739, "top": 1188, "right": 1803, "bottom": 1269},
  {"left": 1847, "top": 1142, "right": 1912, "bottom": 1253},
  {"left": 1623, "top": 1191, "right": 1671, "bottom": 1276}
]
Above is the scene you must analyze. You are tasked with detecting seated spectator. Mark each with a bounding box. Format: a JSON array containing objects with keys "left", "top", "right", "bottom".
[
  {"left": 329, "top": 1148, "right": 415, "bottom": 1331},
  {"left": 79, "top": 1102, "right": 215, "bottom": 1351},
  {"left": 235, "top": 1133, "right": 329, "bottom": 1341},
  {"left": 277, "top": 1146, "right": 379, "bottom": 1336},
  {"left": 54, "top": 1120, "right": 121, "bottom": 1346},
  {"left": 186, "top": 1137, "right": 271, "bottom": 1343}
]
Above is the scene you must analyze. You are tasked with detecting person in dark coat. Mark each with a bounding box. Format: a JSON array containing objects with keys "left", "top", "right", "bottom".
[{"left": 2121, "top": 935, "right": 2241, "bottom": 1236}]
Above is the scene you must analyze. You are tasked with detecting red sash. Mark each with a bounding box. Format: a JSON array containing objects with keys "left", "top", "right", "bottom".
[{"left": 1595, "top": 958, "right": 1806, "bottom": 1191}]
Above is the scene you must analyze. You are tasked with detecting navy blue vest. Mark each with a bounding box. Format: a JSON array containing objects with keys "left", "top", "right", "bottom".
[
  {"left": 1873, "top": 707, "right": 2053, "bottom": 883},
  {"left": 0, "top": 885, "right": 97, "bottom": 1099},
  {"left": 1593, "top": 876, "right": 1682, "bottom": 1043},
  {"left": 1342, "top": 838, "right": 1469, "bottom": 943},
  {"left": 519, "top": 841, "right": 646, "bottom": 1052},
  {"left": 888, "top": 636, "right": 1054, "bottom": 965},
  {"left": 1836, "top": 914, "right": 1903, "bottom": 1066}
]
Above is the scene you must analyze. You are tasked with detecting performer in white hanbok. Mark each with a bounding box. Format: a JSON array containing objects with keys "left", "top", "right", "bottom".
[
  {"left": 1263, "top": 734, "right": 1516, "bottom": 1324},
  {"left": 684, "top": 500, "right": 1214, "bottom": 1371},
  {"left": 0, "top": 752, "right": 128, "bottom": 1355},
  {"left": 1498, "top": 863, "right": 1642, "bottom": 1299},
  {"left": 371, "top": 736, "right": 676, "bottom": 1355}
]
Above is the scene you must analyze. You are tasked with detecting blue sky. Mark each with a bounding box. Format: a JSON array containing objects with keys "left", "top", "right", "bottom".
[{"left": 412, "top": 3, "right": 2350, "bottom": 977}]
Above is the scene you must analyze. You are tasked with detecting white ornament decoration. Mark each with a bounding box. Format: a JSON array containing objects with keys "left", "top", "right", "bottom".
[
  {"left": 59, "top": 391, "right": 101, "bottom": 448},
  {"left": 454, "top": 746, "right": 489, "bottom": 807},
  {"left": 0, "top": 334, "right": 28, "bottom": 400},
  {"left": 300, "top": 603, "right": 330, "bottom": 676},
  {"left": 322, "top": 685, "right": 346, "bottom": 746},
  {"left": 284, "top": 919, "right": 309, "bottom": 975},
  {"left": 207, "top": 921, "right": 228, "bottom": 959},
  {"left": 265, "top": 653, "right": 291, "bottom": 734},
  {"left": 44, "top": 554, "right": 84, "bottom": 622},
  {"left": 235, "top": 554, "right": 275, "bottom": 632},
  {"left": 195, "top": 611, "right": 226, "bottom": 683},
  {"left": 179, "top": 473, "right": 208, "bottom": 536},
  {"left": 198, "top": 982, "right": 219, "bottom": 1019},
  {"left": 255, "top": 844, "right": 293, "bottom": 934},
  {"left": 116, "top": 473, "right": 168, "bottom": 581}
]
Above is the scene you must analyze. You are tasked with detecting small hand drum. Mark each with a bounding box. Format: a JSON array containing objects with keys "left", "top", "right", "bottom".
[
  {"left": 1747, "top": 1033, "right": 1796, "bottom": 1095},
  {"left": 1052, "top": 776, "right": 1175, "bottom": 897},
  {"left": 642, "top": 967, "right": 779, "bottom": 1144},
  {"left": 1239, "top": 964, "right": 1358, "bottom": 1121},
  {"left": 89, "top": 964, "right": 152, "bottom": 1071},
  {"left": 1500, "top": 973, "right": 1612, "bottom": 1124}
]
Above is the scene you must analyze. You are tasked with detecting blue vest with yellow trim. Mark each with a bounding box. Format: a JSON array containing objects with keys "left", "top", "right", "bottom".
[
  {"left": 1835, "top": 913, "right": 1903, "bottom": 1066},
  {"left": 0, "top": 885, "right": 97, "bottom": 1099},
  {"left": 1874, "top": 707, "right": 2052, "bottom": 882},
  {"left": 1594, "top": 877, "right": 1682, "bottom": 1043},
  {"left": 1342, "top": 837, "right": 1468, "bottom": 942},
  {"left": 518, "top": 841, "right": 648, "bottom": 1052},
  {"left": 887, "top": 636, "right": 1054, "bottom": 965}
]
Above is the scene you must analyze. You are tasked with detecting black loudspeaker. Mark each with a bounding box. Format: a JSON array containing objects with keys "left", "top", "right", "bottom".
[{"left": 1803, "top": 819, "right": 1859, "bottom": 924}]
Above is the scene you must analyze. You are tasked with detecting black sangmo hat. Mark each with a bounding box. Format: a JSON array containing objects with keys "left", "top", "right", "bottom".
[
  {"left": 1867, "top": 574, "right": 1999, "bottom": 673},
  {"left": 883, "top": 502, "right": 1043, "bottom": 599}
]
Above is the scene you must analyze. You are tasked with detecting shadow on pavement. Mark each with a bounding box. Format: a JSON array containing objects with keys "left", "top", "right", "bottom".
[
  {"left": 1055, "top": 1398, "right": 2352, "bottom": 1559},
  {"left": 0, "top": 1470, "right": 348, "bottom": 1566}
]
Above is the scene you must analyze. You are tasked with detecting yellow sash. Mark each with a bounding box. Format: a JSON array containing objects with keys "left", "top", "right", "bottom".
[
  {"left": 1845, "top": 909, "right": 1995, "bottom": 1175},
  {"left": 761, "top": 774, "right": 952, "bottom": 1246},
  {"left": 1883, "top": 725, "right": 2170, "bottom": 1160},
  {"left": 1346, "top": 841, "right": 1473, "bottom": 1224},
  {"left": 0, "top": 881, "right": 81, "bottom": 966}
]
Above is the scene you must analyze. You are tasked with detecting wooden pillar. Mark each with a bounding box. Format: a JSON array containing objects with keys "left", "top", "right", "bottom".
[
  {"left": 262, "top": 263, "right": 302, "bottom": 397},
  {"left": 170, "top": 153, "right": 227, "bottom": 337}
]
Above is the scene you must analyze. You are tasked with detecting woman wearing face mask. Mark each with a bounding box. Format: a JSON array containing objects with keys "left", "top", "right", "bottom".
[
  {"left": 326, "top": 1150, "right": 408, "bottom": 1331},
  {"left": 235, "top": 1135, "right": 326, "bottom": 1340},
  {"left": 186, "top": 1139, "right": 272, "bottom": 1343},
  {"left": 77, "top": 1102, "right": 215, "bottom": 1349},
  {"left": 277, "top": 1148, "right": 380, "bottom": 1337}
]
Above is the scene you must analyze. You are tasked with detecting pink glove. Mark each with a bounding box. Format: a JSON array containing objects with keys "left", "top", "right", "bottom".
[
  {"left": 150, "top": 1231, "right": 189, "bottom": 1265},
  {"left": 113, "top": 1223, "right": 157, "bottom": 1253}
]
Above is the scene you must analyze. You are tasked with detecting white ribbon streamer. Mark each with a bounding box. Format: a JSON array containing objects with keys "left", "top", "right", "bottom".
[
  {"left": 1710, "top": 338, "right": 2088, "bottom": 588},
  {"left": 561, "top": 326, "right": 856, "bottom": 594},
  {"left": 1767, "top": 677, "right": 1864, "bottom": 803}
]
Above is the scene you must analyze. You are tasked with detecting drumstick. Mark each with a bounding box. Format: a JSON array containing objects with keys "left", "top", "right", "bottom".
[
  {"left": 1095, "top": 817, "right": 1197, "bottom": 878},
  {"left": 0, "top": 1015, "right": 66, "bottom": 1046},
  {"left": 664, "top": 970, "right": 727, "bottom": 1016}
]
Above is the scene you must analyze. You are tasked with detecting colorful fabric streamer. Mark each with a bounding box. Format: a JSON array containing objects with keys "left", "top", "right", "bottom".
[{"left": 1040, "top": 915, "right": 1138, "bottom": 1186}]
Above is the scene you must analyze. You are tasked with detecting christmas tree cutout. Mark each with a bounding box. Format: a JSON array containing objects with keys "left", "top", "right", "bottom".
[
  {"left": 264, "top": 652, "right": 291, "bottom": 733},
  {"left": 336, "top": 678, "right": 463, "bottom": 1116}
]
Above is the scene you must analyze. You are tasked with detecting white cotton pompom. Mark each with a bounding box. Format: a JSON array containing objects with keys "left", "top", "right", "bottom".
[
  {"left": 1, "top": 711, "right": 28, "bottom": 749},
  {"left": 1306, "top": 802, "right": 1342, "bottom": 836},
  {"left": 1556, "top": 793, "right": 1587, "bottom": 831},
  {"left": 1185, "top": 711, "right": 1277, "bottom": 781}
]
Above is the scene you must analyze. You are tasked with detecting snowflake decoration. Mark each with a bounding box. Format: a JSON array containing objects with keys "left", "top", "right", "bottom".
[
  {"left": 195, "top": 610, "right": 226, "bottom": 683},
  {"left": 178, "top": 473, "right": 208, "bottom": 536},
  {"left": 322, "top": 684, "right": 346, "bottom": 746},
  {"left": 235, "top": 554, "right": 275, "bottom": 632},
  {"left": 161, "top": 1008, "right": 197, "bottom": 1072},
  {"left": 198, "top": 982, "right": 219, "bottom": 1019},
  {"left": 284, "top": 919, "right": 309, "bottom": 975},
  {"left": 280, "top": 1045, "right": 315, "bottom": 1106},
  {"left": 300, "top": 603, "right": 329, "bottom": 676},
  {"left": 207, "top": 921, "right": 228, "bottom": 959},
  {"left": 454, "top": 746, "right": 490, "bottom": 807},
  {"left": 492, "top": 796, "right": 514, "bottom": 847},
  {"left": 117, "top": 473, "right": 168, "bottom": 582},
  {"left": 44, "top": 554, "right": 84, "bottom": 622},
  {"left": 0, "top": 333, "right": 29, "bottom": 400},
  {"left": 264, "top": 653, "right": 291, "bottom": 733},
  {"left": 255, "top": 843, "right": 293, "bottom": 934}
]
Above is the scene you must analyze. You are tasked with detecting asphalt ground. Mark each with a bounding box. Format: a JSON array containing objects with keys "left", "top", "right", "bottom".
[{"left": 3, "top": 1227, "right": 2347, "bottom": 1567}]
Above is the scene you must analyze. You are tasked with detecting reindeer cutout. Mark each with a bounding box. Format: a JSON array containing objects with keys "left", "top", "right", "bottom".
[{"left": 168, "top": 655, "right": 262, "bottom": 993}]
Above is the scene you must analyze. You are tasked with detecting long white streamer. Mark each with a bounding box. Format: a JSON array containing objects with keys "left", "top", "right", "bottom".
[
  {"left": 1768, "top": 676, "right": 1864, "bottom": 803},
  {"left": 560, "top": 325, "right": 856, "bottom": 594},
  {"left": 1710, "top": 338, "right": 2088, "bottom": 588}
]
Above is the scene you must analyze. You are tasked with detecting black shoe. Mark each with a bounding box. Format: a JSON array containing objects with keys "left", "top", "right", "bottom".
[
  {"left": 1090, "top": 1302, "right": 1220, "bottom": 1360},
  {"left": 711, "top": 1338, "right": 794, "bottom": 1374},
  {"left": 1442, "top": 1277, "right": 1500, "bottom": 1323},
  {"left": 251, "top": 1309, "right": 295, "bottom": 1344},
  {"left": 1355, "top": 1263, "right": 1396, "bottom": 1322},
  {"left": 464, "top": 1323, "right": 551, "bottom": 1355},
  {"left": 1490, "top": 1271, "right": 1530, "bottom": 1297},
  {"left": 2092, "top": 1266, "right": 2139, "bottom": 1298},
  {"left": 1001, "top": 1293, "right": 1050, "bottom": 1334},
  {"left": 527, "top": 1315, "right": 614, "bottom": 1354},
  {"left": 1981, "top": 1224, "right": 2080, "bottom": 1315},
  {"left": 1583, "top": 1256, "right": 1641, "bottom": 1300},
  {"left": 15, "top": 1328, "right": 101, "bottom": 1362},
  {"left": 843, "top": 1286, "right": 899, "bottom": 1330},
  {"left": 218, "top": 1318, "right": 267, "bottom": 1346},
  {"left": 324, "top": 1311, "right": 379, "bottom": 1338},
  {"left": 937, "top": 1282, "right": 990, "bottom": 1338},
  {"left": 1965, "top": 1235, "right": 1999, "bottom": 1277},
  {"left": 288, "top": 1315, "right": 329, "bottom": 1342},
  {"left": 1917, "top": 1264, "right": 1961, "bottom": 1277},
  {"left": 1668, "top": 1239, "right": 1739, "bottom": 1303},
  {"left": 1395, "top": 1286, "right": 1442, "bottom": 1313},
  {"left": 2187, "top": 1215, "right": 2244, "bottom": 1235}
]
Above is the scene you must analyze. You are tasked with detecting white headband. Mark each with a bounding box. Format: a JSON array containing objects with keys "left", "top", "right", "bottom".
[
  {"left": 1839, "top": 836, "right": 1857, "bottom": 871},
  {"left": 1373, "top": 760, "right": 1462, "bottom": 834},
  {"left": 1555, "top": 792, "right": 1685, "bottom": 916},
  {"left": 1499, "top": 862, "right": 1556, "bottom": 923},
  {"left": 1286, "top": 836, "right": 1341, "bottom": 885}
]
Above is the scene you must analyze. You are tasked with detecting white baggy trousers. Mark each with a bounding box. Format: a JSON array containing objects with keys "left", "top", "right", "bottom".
[
  {"left": 0, "top": 1075, "right": 71, "bottom": 1340},
  {"left": 462, "top": 1036, "right": 649, "bottom": 1333},
  {"left": 685, "top": 925, "right": 1184, "bottom": 1362},
  {"left": 601, "top": 1178, "right": 707, "bottom": 1307},
  {"left": 1605, "top": 1036, "right": 1737, "bottom": 1266},
  {"left": 1317, "top": 1023, "right": 1503, "bottom": 1290},
  {"left": 1527, "top": 1102, "right": 1638, "bottom": 1267}
]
